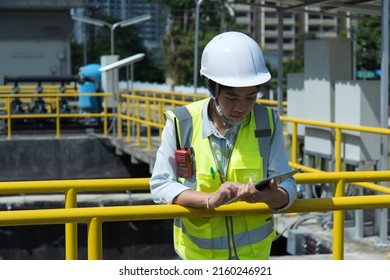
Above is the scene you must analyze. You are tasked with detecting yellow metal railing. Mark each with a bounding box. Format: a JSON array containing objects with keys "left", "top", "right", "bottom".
[
  {"left": 282, "top": 116, "right": 390, "bottom": 173},
  {"left": 1, "top": 171, "right": 390, "bottom": 260},
  {"left": 0, "top": 84, "right": 78, "bottom": 94},
  {"left": 117, "top": 92, "right": 390, "bottom": 174},
  {"left": 0, "top": 178, "right": 149, "bottom": 260},
  {"left": 1, "top": 87, "right": 390, "bottom": 260},
  {"left": 117, "top": 91, "right": 284, "bottom": 150},
  {"left": 0, "top": 92, "right": 112, "bottom": 139},
  {"left": 0, "top": 87, "right": 284, "bottom": 140}
]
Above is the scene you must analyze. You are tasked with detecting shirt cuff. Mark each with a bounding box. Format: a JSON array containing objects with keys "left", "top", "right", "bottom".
[{"left": 269, "top": 180, "right": 296, "bottom": 212}]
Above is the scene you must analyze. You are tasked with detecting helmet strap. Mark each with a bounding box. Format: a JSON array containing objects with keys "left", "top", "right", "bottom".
[
  {"left": 206, "top": 78, "right": 219, "bottom": 99},
  {"left": 207, "top": 78, "right": 243, "bottom": 127},
  {"left": 214, "top": 100, "right": 244, "bottom": 127}
]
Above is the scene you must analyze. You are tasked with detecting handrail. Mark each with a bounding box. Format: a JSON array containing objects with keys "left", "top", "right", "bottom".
[
  {"left": 117, "top": 93, "right": 285, "bottom": 150},
  {"left": 1, "top": 87, "right": 390, "bottom": 259},
  {"left": 1, "top": 171, "right": 390, "bottom": 260},
  {"left": 0, "top": 92, "right": 112, "bottom": 139},
  {"left": 117, "top": 92, "right": 390, "bottom": 174},
  {"left": 3, "top": 87, "right": 386, "bottom": 163},
  {"left": 281, "top": 116, "right": 390, "bottom": 172},
  {"left": 0, "top": 195, "right": 389, "bottom": 260}
]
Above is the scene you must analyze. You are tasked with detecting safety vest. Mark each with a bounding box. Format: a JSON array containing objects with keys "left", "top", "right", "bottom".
[{"left": 165, "top": 98, "right": 276, "bottom": 260}]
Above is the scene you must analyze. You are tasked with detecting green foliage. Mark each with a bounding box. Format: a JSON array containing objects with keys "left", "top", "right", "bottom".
[
  {"left": 283, "top": 58, "right": 304, "bottom": 76},
  {"left": 156, "top": 0, "right": 238, "bottom": 86},
  {"left": 70, "top": 42, "right": 84, "bottom": 75},
  {"left": 353, "top": 15, "right": 382, "bottom": 73}
]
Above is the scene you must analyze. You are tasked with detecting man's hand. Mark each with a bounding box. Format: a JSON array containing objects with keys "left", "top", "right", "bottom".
[
  {"left": 207, "top": 181, "right": 241, "bottom": 209},
  {"left": 236, "top": 177, "right": 287, "bottom": 208}
]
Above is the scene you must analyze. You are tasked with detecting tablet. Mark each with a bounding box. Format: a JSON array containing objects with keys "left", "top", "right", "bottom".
[
  {"left": 225, "top": 168, "right": 301, "bottom": 204},
  {"left": 254, "top": 168, "right": 301, "bottom": 191}
]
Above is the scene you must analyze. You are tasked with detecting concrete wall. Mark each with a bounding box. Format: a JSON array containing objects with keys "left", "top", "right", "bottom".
[{"left": 0, "top": 136, "right": 150, "bottom": 181}]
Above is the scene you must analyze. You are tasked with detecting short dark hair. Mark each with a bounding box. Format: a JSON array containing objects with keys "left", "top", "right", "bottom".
[{"left": 205, "top": 78, "right": 233, "bottom": 98}]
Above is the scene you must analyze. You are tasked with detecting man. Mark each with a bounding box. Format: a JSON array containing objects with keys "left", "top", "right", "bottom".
[{"left": 150, "top": 31, "right": 296, "bottom": 260}]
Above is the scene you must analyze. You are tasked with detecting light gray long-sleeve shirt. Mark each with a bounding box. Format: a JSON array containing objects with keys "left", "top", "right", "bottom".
[{"left": 150, "top": 99, "right": 296, "bottom": 211}]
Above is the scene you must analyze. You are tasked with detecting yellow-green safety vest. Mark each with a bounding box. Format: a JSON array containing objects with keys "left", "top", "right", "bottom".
[{"left": 165, "top": 98, "right": 276, "bottom": 260}]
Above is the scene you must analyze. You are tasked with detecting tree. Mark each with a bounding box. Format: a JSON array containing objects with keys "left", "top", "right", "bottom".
[
  {"left": 352, "top": 15, "right": 382, "bottom": 77},
  {"left": 154, "top": 0, "right": 239, "bottom": 87}
]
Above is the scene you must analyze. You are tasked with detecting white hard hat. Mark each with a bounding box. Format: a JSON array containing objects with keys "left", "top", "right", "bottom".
[{"left": 200, "top": 31, "right": 271, "bottom": 87}]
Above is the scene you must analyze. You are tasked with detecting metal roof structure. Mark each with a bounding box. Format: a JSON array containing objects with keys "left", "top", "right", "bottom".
[
  {"left": 0, "top": 0, "right": 83, "bottom": 9},
  {"left": 235, "top": 0, "right": 385, "bottom": 16}
]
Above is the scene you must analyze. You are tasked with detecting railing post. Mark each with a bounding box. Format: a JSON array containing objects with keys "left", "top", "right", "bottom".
[
  {"left": 55, "top": 96, "right": 60, "bottom": 139},
  {"left": 146, "top": 99, "right": 151, "bottom": 150},
  {"left": 88, "top": 218, "right": 103, "bottom": 260},
  {"left": 152, "top": 91, "right": 157, "bottom": 122},
  {"left": 6, "top": 96, "right": 11, "bottom": 139},
  {"left": 333, "top": 179, "right": 345, "bottom": 260},
  {"left": 335, "top": 127, "right": 342, "bottom": 172},
  {"left": 136, "top": 98, "right": 141, "bottom": 146},
  {"left": 103, "top": 94, "right": 108, "bottom": 137},
  {"left": 65, "top": 188, "right": 78, "bottom": 260},
  {"left": 291, "top": 122, "right": 298, "bottom": 164},
  {"left": 118, "top": 93, "right": 122, "bottom": 138},
  {"left": 126, "top": 97, "right": 131, "bottom": 143}
]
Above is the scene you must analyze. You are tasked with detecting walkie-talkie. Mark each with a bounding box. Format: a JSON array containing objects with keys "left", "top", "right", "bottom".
[{"left": 174, "top": 117, "right": 194, "bottom": 178}]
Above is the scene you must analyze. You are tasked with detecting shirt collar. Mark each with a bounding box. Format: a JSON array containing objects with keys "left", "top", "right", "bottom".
[{"left": 201, "top": 98, "right": 251, "bottom": 138}]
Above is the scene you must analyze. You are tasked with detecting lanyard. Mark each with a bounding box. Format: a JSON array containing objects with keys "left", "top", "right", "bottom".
[{"left": 208, "top": 127, "right": 238, "bottom": 183}]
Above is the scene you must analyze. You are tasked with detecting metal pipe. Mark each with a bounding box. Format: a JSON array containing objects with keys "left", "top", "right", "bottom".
[{"left": 3, "top": 75, "right": 94, "bottom": 84}]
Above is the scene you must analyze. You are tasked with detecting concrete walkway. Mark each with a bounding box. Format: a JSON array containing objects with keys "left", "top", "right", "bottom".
[{"left": 272, "top": 213, "right": 390, "bottom": 260}]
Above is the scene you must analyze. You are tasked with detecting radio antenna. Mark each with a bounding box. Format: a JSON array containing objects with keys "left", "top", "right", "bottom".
[{"left": 174, "top": 117, "right": 181, "bottom": 149}]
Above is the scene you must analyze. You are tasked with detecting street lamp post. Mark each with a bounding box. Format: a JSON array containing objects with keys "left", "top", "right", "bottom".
[
  {"left": 193, "top": 0, "right": 204, "bottom": 94},
  {"left": 72, "top": 14, "right": 151, "bottom": 55}
]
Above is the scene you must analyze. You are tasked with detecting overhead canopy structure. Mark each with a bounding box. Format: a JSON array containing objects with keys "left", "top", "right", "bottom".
[{"left": 236, "top": 0, "right": 385, "bottom": 16}]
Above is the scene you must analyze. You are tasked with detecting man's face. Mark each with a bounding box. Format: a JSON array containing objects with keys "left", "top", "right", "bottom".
[{"left": 217, "top": 86, "right": 258, "bottom": 122}]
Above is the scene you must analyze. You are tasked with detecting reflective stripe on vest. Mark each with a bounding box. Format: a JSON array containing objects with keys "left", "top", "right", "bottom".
[
  {"left": 174, "top": 218, "right": 274, "bottom": 249},
  {"left": 169, "top": 106, "right": 193, "bottom": 149},
  {"left": 254, "top": 104, "right": 275, "bottom": 178}
]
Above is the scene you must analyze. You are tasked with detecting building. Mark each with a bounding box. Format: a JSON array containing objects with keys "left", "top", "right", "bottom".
[
  {"left": 232, "top": 1, "right": 349, "bottom": 67},
  {"left": 0, "top": 0, "right": 84, "bottom": 81}
]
